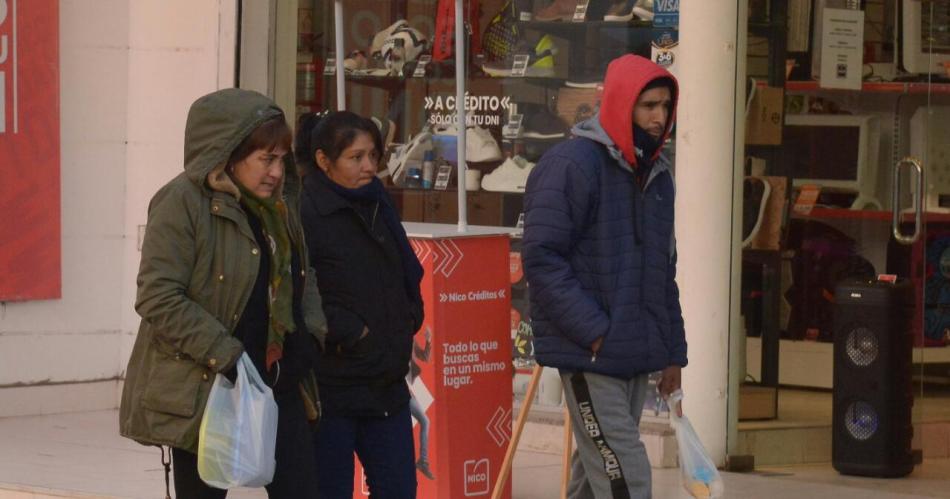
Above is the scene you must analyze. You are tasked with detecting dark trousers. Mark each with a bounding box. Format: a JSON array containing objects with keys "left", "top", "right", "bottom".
[
  {"left": 172, "top": 391, "right": 319, "bottom": 498},
  {"left": 313, "top": 405, "right": 416, "bottom": 499}
]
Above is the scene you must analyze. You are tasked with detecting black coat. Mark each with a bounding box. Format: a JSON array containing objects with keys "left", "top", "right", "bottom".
[
  {"left": 231, "top": 206, "right": 318, "bottom": 394},
  {"left": 300, "top": 173, "right": 423, "bottom": 417}
]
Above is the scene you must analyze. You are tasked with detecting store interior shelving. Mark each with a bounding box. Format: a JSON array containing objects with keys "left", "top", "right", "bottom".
[{"left": 759, "top": 80, "right": 950, "bottom": 94}]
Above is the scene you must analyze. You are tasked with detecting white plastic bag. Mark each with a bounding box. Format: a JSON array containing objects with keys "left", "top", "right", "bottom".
[
  {"left": 197, "top": 352, "right": 278, "bottom": 489},
  {"left": 669, "top": 390, "right": 724, "bottom": 499}
]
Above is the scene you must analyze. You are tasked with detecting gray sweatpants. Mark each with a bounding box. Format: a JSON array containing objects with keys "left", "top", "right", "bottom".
[{"left": 560, "top": 370, "right": 652, "bottom": 499}]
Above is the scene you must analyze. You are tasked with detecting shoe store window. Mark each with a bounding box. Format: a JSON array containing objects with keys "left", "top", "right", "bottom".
[
  {"left": 738, "top": 0, "right": 950, "bottom": 470},
  {"left": 289, "top": 0, "right": 677, "bottom": 228},
  {"left": 284, "top": 0, "right": 681, "bottom": 428}
]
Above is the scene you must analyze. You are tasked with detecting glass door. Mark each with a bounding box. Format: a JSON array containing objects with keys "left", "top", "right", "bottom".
[
  {"left": 736, "top": 0, "right": 950, "bottom": 473},
  {"left": 905, "top": 0, "right": 950, "bottom": 469}
]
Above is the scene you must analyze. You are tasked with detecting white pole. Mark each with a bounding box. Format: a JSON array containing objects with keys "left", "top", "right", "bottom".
[
  {"left": 455, "top": 0, "right": 468, "bottom": 232},
  {"left": 676, "top": 0, "right": 745, "bottom": 465},
  {"left": 334, "top": 0, "right": 345, "bottom": 110}
]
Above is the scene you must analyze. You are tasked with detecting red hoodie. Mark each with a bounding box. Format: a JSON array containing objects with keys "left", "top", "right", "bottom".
[{"left": 598, "top": 55, "right": 679, "bottom": 168}]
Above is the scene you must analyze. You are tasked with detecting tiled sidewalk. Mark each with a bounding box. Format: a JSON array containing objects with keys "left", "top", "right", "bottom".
[{"left": 0, "top": 410, "right": 946, "bottom": 498}]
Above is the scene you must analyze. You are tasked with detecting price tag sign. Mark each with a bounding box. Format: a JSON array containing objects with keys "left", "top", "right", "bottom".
[
  {"left": 435, "top": 164, "right": 453, "bottom": 191},
  {"left": 511, "top": 54, "right": 531, "bottom": 77},
  {"left": 503, "top": 114, "right": 524, "bottom": 139},
  {"left": 520, "top": 11, "right": 533, "bottom": 21},
  {"left": 793, "top": 184, "right": 821, "bottom": 215},
  {"left": 413, "top": 55, "right": 432, "bottom": 78},
  {"left": 573, "top": 1, "right": 590, "bottom": 22},
  {"left": 323, "top": 57, "right": 337, "bottom": 76}
]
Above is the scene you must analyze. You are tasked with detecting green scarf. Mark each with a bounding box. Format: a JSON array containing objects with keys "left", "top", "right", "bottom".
[
  {"left": 235, "top": 181, "right": 320, "bottom": 421},
  {"left": 236, "top": 182, "right": 297, "bottom": 369}
]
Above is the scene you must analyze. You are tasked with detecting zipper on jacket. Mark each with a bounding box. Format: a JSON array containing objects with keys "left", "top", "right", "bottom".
[
  {"left": 638, "top": 179, "right": 650, "bottom": 315},
  {"left": 351, "top": 201, "right": 381, "bottom": 238},
  {"left": 632, "top": 185, "right": 644, "bottom": 245}
]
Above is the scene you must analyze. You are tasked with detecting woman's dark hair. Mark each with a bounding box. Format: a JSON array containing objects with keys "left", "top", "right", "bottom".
[
  {"left": 226, "top": 116, "right": 292, "bottom": 169},
  {"left": 304, "top": 111, "right": 383, "bottom": 167},
  {"left": 294, "top": 112, "right": 327, "bottom": 173}
]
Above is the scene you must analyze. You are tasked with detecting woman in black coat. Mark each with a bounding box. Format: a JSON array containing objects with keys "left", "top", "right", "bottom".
[{"left": 298, "top": 111, "right": 424, "bottom": 499}]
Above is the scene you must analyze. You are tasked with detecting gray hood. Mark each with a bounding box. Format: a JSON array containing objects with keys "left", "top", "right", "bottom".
[{"left": 572, "top": 113, "right": 672, "bottom": 189}]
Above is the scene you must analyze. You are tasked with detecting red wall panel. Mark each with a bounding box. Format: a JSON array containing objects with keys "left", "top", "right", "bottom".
[{"left": 0, "top": 0, "right": 61, "bottom": 301}]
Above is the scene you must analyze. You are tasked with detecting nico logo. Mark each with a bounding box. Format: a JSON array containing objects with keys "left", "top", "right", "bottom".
[
  {"left": 0, "top": 0, "right": 14, "bottom": 134},
  {"left": 463, "top": 458, "right": 490, "bottom": 496}
]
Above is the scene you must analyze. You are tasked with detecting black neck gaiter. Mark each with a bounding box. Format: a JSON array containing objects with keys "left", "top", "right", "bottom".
[{"left": 633, "top": 125, "right": 661, "bottom": 183}]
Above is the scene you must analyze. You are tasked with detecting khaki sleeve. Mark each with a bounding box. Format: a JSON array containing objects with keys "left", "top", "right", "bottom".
[{"left": 134, "top": 187, "right": 243, "bottom": 372}]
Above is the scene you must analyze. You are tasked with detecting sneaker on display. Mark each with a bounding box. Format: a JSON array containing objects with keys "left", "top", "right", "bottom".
[
  {"left": 556, "top": 86, "right": 600, "bottom": 126},
  {"left": 534, "top": 0, "right": 578, "bottom": 22},
  {"left": 343, "top": 50, "right": 368, "bottom": 73},
  {"left": 371, "top": 20, "right": 411, "bottom": 57},
  {"left": 434, "top": 125, "right": 504, "bottom": 163},
  {"left": 386, "top": 131, "right": 432, "bottom": 186},
  {"left": 363, "top": 68, "right": 392, "bottom": 77},
  {"left": 481, "top": 35, "right": 556, "bottom": 78},
  {"left": 481, "top": 155, "right": 536, "bottom": 193},
  {"left": 381, "top": 24, "right": 428, "bottom": 76},
  {"left": 523, "top": 108, "right": 568, "bottom": 139},
  {"left": 370, "top": 116, "right": 397, "bottom": 150},
  {"left": 604, "top": 0, "right": 636, "bottom": 22},
  {"left": 632, "top": 0, "right": 654, "bottom": 21},
  {"left": 565, "top": 75, "right": 603, "bottom": 88}
]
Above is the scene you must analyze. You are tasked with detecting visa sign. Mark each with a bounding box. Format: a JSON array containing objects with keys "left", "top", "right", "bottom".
[
  {"left": 654, "top": 0, "right": 679, "bottom": 28},
  {"left": 0, "top": 0, "right": 13, "bottom": 134}
]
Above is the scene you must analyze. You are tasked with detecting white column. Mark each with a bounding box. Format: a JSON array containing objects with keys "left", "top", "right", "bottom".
[
  {"left": 675, "top": 0, "right": 746, "bottom": 464},
  {"left": 455, "top": 0, "right": 468, "bottom": 231},
  {"left": 334, "top": 0, "right": 345, "bottom": 110}
]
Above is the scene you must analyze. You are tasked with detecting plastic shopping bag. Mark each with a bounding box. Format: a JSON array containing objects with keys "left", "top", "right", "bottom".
[
  {"left": 669, "top": 390, "right": 724, "bottom": 498},
  {"left": 197, "top": 353, "right": 278, "bottom": 489}
]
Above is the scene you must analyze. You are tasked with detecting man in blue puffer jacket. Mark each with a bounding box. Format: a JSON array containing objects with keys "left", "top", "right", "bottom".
[{"left": 523, "top": 54, "right": 687, "bottom": 499}]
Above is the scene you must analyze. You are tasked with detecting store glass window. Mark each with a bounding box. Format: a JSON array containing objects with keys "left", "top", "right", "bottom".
[
  {"left": 739, "top": 0, "right": 950, "bottom": 472},
  {"left": 290, "top": 0, "right": 678, "bottom": 226}
]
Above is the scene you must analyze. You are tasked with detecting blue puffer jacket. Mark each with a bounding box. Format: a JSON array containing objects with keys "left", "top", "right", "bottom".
[{"left": 523, "top": 55, "right": 687, "bottom": 379}]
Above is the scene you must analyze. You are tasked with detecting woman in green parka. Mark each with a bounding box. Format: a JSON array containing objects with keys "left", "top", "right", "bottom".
[{"left": 119, "top": 88, "right": 324, "bottom": 498}]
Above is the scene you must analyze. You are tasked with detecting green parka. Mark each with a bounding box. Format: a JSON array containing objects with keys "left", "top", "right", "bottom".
[{"left": 119, "top": 88, "right": 326, "bottom": 453}]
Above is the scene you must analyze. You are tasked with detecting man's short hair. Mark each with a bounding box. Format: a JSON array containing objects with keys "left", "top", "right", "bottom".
[{"left": 643, "top": 77, "right": 675, "bottom": 95}]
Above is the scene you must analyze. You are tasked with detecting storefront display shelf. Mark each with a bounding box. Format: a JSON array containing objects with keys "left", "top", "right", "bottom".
[
  {"left": 493, "top": 76, "right": 568, "bottom": 87},
  {"left": 520, "top": 19, "right": 655, "bottom": 34},
  {"left": 792, "top": 208, "right": 950, "bottom": 223},
  {"left": 746, "top": 337, "right": 950, "bottom": 389},
  {"left": 760, "top": 80, "right": 950, "bottom": 95},
  {"left": 328, "top": 72, "right": 566, "bottom": 89},
  {"left": 502, "top": 135, "right": 568, "bottom": 144},
  {"left": 334, "top": 73, "right": 412, "bottom": 89}
]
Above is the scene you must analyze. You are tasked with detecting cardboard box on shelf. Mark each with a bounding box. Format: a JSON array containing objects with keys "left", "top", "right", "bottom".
[{"left": 745, "top": 85, "right": 784, "bottom": 145}]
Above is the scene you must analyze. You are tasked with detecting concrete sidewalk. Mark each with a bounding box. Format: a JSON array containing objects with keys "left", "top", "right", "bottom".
[{"left": 0, "top": 410, "right": 947, "bottom": 498}]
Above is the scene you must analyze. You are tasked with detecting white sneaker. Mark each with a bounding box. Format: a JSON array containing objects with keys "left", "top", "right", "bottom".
[
  {"left": 433, "top": 125, "right": 503, "bottom": 163},
  {"left": 371, "top": 20, "right": 410, "bottom": 57},
  {"left": 481, "top": 156, "right": 535, "bottom": 193},
  {"left": 385, "top": 130, "right": 431, "bottom": 186},
  {"left": 632, "top": 0, "right": 654, "bottom": 21}
]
